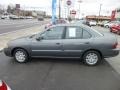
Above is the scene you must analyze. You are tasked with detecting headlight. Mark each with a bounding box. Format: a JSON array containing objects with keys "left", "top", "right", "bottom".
[{"left": 0, "top": 80, "right": 2, "bottom": 87}]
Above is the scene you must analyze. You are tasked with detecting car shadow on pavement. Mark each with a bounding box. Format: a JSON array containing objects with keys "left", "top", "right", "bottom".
[{"left": 9, "top": 57, "right": 108, "bottom": 67}]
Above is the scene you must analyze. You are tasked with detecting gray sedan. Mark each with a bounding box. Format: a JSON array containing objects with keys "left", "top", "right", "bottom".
[{"left": 4, "top": 23, "right": 119, "bottom": 66}]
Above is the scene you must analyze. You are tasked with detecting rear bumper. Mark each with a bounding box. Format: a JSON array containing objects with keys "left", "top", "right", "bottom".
[
  {"left": 103, "top": 48, "right": 120, "bottom": 58},
  {"left": 110, "top": 28, "right": 120, "bottom": 32},
  {"left": 4, "top": 48, "right": 12, "bottom": 57}
]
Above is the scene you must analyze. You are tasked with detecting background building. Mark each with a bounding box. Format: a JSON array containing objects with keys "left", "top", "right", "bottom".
[{"left": 86, "top": 15, "right": 111, "bottom": 21}]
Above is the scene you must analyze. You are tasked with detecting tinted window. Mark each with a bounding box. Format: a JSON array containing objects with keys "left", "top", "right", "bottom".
[
  {"left": 65, "top": 27, "right": 82, "bottom": 39},
  {"left": 41, "top": 26, "right": 64, "bottom": 40},
  {"left": 82, "top": 30, "right": 91, "bottom": 39}
]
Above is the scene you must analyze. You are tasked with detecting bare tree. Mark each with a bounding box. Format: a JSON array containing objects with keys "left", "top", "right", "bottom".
[
  {"left": 7, "top": 4, "right": 16, "bottom": 14},
  {"left": 7, "top": 5, "right": 12, "bottom": 13},
  {"left": 0, "top": 4, "right": 4, "bottom": 15}
]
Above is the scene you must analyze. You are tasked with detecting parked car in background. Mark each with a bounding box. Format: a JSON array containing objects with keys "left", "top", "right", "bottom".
[
  {"left": 4, "top": 23, "right": 119, "bottom": 66},
  {"left": 19, "top": 16, "right": 25, "bottom": 19},
  {"left": 0, "top": 80, "right": 11, "bottom": 90},
  {"left": 1, "top": 15, "right": 9, "bottom": 19},
  {"left": 97, "top": 21, "right": 109, "bottom": 27},
  {"left": 110, "top": 22, "right": 120, "bottom": 35},
  {"left": 45, "top": 19, "right": 68, "bottom": 29},
  {"left": 1, "top": 15, "right": 6, "bottom": 19},
  {"left": 25, "top": 16, "right": 33, "bottom": 19},
  {"left": 9, "top": 15, "right": 19, "bottom": 20},
  {"left": 104, "top": 21, "right": 120, "bottom": 28},
  {"left": 38, "top": 16, "right": 44, "bottom": 21},
  {"left": 86, "top": 20, "right": 97, "bottom": 26},
  {"left": 89, "top": 20, "right": 97, "bottom": 26}
]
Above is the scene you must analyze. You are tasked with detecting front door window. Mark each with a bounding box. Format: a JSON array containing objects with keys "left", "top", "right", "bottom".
[{"left": 41, "top": 26, "right": 64, "bottom": 40}]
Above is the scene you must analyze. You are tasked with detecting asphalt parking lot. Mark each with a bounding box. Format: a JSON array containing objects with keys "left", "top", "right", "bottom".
[
  {"left": 0, "top": 52, "right": 120, "bottom": 90},
  {"left": 0, "top": 26, "right": 120, "bottom": 90}
]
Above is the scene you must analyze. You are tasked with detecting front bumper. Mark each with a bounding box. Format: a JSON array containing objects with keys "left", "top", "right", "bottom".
[{"left": 4, "top": 48, "right": 12, "bottom": 57}]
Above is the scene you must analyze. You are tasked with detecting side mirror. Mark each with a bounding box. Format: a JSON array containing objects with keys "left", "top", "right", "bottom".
[{"left": 36, "top": 36, "right": 43, "bottom": 41}]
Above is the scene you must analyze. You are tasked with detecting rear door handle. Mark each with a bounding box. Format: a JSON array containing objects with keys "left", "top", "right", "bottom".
[{"left": 84, "top": 42, "right": 90, "bottom": 44}]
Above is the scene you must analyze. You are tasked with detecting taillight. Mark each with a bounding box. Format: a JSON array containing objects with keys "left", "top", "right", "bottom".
[
  {"left": 112, "top": 42, "right": 118, "bottom": 49},
  {"left": 117, "top": 43, "right": 120, "bottom": 48},
  {"left": 0, "top": 80, "right": 2, "bottom": 87}
]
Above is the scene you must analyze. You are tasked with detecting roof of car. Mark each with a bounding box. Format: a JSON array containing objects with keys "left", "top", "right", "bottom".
[{"left": 54, "top": 23, "right": 91, "bottom": 29}]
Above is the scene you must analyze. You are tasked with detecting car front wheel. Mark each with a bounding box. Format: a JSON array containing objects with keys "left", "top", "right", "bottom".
[
  {"left": 13, "top": 49, "right": 29, "bottom": 63},
  {"left": 83, "top": 51, "right": 101, "bottom": 66},
  {"left": 105, "top": 25, "right": 109, "bottom": 28}
]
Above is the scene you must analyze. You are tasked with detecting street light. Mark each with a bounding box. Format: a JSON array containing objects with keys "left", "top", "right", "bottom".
[
  {"left": 78, "top": 0, "right": 82, "bottom": 19},
  {"left": 59, "top": 0, "right": 62, "bottom": 19}
]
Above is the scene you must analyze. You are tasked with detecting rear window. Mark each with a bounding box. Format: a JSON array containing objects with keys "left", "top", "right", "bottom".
[{"left": 91, "top": 29, "right": 103, "bottom": 36}]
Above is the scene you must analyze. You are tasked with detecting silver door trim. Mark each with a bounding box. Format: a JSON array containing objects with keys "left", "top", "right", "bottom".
[
  {"left": 32, "top": 50, "right": 61, "bottom": 52},
  {"left": 63, "top": 50, "right": 82, "bottom": 52}
]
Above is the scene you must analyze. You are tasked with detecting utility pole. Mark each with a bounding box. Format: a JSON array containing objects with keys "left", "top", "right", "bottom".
[
  {"left": 98, "top": 4, "right": 102, "bottom": 22},
  {"left": 59, "top": 0, "right": 61, "bottom": 19},
  {"left": 99, "top": 4, "right": 102, "bottom": 16}
]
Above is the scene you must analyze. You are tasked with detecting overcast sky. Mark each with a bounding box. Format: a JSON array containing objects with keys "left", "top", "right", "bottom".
[{"left": 0, "top": 0, "right": 120, "bottom": 17}]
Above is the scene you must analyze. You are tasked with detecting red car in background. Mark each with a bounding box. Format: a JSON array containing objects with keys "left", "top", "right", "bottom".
[{"left": 110, "top": 22, "right": 120, "bottom": 35}]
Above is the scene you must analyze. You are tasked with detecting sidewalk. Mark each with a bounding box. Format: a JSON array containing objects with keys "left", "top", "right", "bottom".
[
  {"left": 0, "top": 25, "right": 44, "bottom": 51},
  {"left": 93, "top": 26, "right": 120, "bottom": 75},
  {"left": 106, "top": 56, "right": 120, "bottom": 75}
]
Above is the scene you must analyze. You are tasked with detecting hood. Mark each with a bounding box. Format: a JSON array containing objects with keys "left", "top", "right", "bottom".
[
  {"left": 10, "top": 36, "right": 30, "bottom": 42},
  {"left": 8, "top": 35, "right": 32, "bottom": 46}
]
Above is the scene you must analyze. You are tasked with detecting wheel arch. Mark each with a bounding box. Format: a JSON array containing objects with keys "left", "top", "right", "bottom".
[
  {"left": 11, "top": 47, "right": 29, "bottom": 56},
  {"left": 81, "top": 49, "right": 103, "bottom": 59}
]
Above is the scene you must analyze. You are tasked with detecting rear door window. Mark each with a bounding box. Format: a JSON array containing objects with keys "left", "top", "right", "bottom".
[{"left": 65, "top": 26, "right": 82, "bottom": 39}]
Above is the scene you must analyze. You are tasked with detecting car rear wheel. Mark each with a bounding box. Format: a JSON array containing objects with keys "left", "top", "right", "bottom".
[
  {"left": 83, "top": 51, "right": 101, "bottom": 66},
  {"left": 105, "top": 25, "right": 109, "bottom": 28},
  {"left": 13, "top": 49, "right": 29, "bottom": 63}
]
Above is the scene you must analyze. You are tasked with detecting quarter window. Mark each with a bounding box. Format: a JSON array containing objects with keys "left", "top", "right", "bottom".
[{"left": 82, "top": 30, "right": 92, "bottom": 39}]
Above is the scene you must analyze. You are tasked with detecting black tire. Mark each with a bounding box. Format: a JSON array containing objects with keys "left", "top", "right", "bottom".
[
  {"left": 110, "top": 28, "right": 112, "bottom": 32},
  {"left": 105, "top": 25, "right": 109, "bottom": 28},
  {"left": 83, "top": 51, "right": 101, "bottom": 66},
  {"left": 13, "top": 49, "right": 29, "bottom": 63}
]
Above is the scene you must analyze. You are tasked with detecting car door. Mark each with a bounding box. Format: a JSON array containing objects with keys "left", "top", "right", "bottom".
[
  {"left": 61, "top": 26, "right": 92, "bottom": 57},
  {"left": 31, "top": 26, "right": 65, "bottom": 57}
]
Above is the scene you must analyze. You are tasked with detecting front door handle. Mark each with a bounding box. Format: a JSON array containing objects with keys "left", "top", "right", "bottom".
[{"left": 56, "top": 43, "right": 60, "bottom": 45}]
